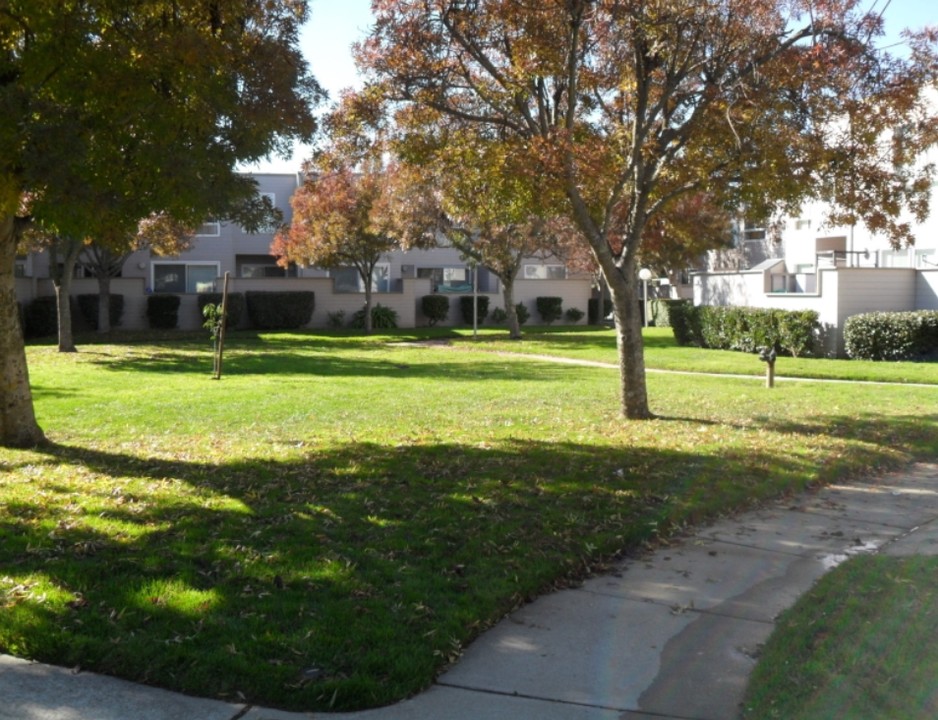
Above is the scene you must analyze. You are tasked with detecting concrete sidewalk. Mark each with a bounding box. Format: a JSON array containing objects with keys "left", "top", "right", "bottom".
[{"left": 3, "top": 462, "right": 937, "bottom": 720}]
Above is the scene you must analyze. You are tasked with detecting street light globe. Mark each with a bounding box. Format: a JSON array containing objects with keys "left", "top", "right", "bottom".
[{"left": 638, "top": 267, "right": 653, "bottom": 281}]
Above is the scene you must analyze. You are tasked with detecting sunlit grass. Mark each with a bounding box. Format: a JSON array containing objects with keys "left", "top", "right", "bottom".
[
  {"left": 0, "top": 328, "right": 936, "bottom": 711},
  {"left": 742, "top": 556, "right": 938, "bottom": 720}
]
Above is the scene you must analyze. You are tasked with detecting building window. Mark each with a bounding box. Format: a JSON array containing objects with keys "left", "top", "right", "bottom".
[
  {"left": 196, "top": 221, "right": 221, "bottom": 237},
  {"left": 742, "top": 219, "right": 766, "bottom": 243},
  {"left": 152, "top": 262, "right": 219, "bottom": 293},
  {"left": 417, "top": 266, "right": 471, "bottom": 292},
  {"left": 332, "top": 263, "right": 391, "bottom": 293},
  {"left": 795, "top": 219, "right": 812, "bottom": 230},
  {"left": 14, "top": 257, "right": 27, "bottom": 278},
  {"left": 523, "top": 264, "right": 566, "bottom": 280}
]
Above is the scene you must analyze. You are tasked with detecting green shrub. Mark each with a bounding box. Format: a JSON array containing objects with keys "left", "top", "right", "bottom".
[
  {"left": 536, "top": 296, "right": 564, "bottom": 324},
  {"left": 778, "top": 310, "right": 822, "bottom": 358},
  {"left": 197, "top": 292, "right": 245, "bottom": 329},
  {"left": 515, "top": 302, "right": 530, "bottom": 325},
  {"left": 23, "top": 296, "right": 60, "bottom": 338},
  {"left": 245, "top": 291, "right": 314, "bottom": 330},
  {"left": 421, "top": 295, "right": 450, "bottom": 326},
  {"left": 350, "top": 303, "right": 399, "bottom": 330},
  {"left": 588, "top": 297, "right": 613, "bottom": 324},
  {"left": 77, "top": 294, "right": 124, "bottom": 330},
  {"left": 146, "top": 294, "right": 181, "bottom": 329},
  {"left": 670, "top": 304, "right": 819, "bottom": 357},
  {"left": 844, "top": 310, "right": 938, "bottom": 361},
  {"left": 564, "top": 307, "right": 585, "bottom": 324},
  {"left": 490, "top": 307, "right": 507, "bottom": 324},
  {"left": 666, "top": 300, "right": 698, "bottom": 345},
  {"left": 327, "top": 310, "right": 346, "bottom": 328},
  {"left": 459, "top": 295, "right": 490, "bottom": 325}
]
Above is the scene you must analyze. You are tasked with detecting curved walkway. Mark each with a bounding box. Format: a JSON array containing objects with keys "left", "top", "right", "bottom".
[{"left": 3, "top": 462, "right": 938, "bottom": 719}]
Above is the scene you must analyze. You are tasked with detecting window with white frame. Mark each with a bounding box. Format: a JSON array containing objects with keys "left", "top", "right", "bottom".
[
  {"left": 742, "top": 219, "right": 766, "bottom": 243},
  {"left": 195, "top": 221, "right": 221, "bottom": 237},
  {"left": 523, "top": 264, "right": 566, "bottom": 280},
  {"left": 795, "top": 219, "right": 812, "bottom": 231},
  {"left": 152, "top": 262, "right": 219, "bottom": 293},
  {"left": 332, "top": 263, "right": 391, "bottom": 293},
  {"left": 417, "top": 266, "right": 471, "bottom": 292},
  {"left": 257, "top": 193, "right": 279, "bottom": 233}
]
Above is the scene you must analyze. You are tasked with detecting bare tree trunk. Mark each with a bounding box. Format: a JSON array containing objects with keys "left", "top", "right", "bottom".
[
  {"left": 607, "top": 264, "right": 652, "bottom": 419},
  {"left": 0, "top": 216, "right": 46, "bottom": 447},
  {"left": 97, "top": 274, "right": 112, "bottom": 333},
  {"left": 363, "top": 284, "right": 373, "bottom": 334},
  {"left": 52, "top": 238, "right": 82, "bottom": 353},
  {"left": 502, "top": 276, "right": 522, "bottom": 340}
]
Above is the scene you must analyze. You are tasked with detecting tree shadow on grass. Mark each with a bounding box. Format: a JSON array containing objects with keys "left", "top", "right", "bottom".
[
  {"left": 78, "top": 341, "right": 600, "bottom": 383},
  {"left": 1, "top": 415, "right": 935, "bottom": 712}
]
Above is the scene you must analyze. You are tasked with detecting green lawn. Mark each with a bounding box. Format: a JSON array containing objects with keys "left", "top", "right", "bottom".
[
  {"left": 742, "top": 555, "right": 938, "bottom": 720},
  {"left": 1, "top": 327, "right": 936, "bottom": 712}
]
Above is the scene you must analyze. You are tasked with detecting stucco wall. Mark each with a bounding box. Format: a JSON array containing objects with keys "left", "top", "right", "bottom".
[
  {"left": 14, "top": 275, "right": 592, "bottom": 333},
  {"left": 915, "top": 269, "right": 938, "bottom": 310}
]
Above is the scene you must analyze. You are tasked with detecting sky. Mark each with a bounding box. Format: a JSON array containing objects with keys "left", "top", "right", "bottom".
[{"left": 245, "top": 0, "right": 938, "bottom": 173}]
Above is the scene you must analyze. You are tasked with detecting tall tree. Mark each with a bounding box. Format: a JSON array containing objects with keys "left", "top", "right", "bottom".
[
  {"left": 1, "top": 1, "right": 321, "bottom": 446},
  {"left": 359, "top": 0, "right": 938, "bottom": 419},
  {"left": 271, "top": 162, "right": 398, "bottom": 334},
  {"left": 408, "top": 131, "right": 577, "bottom": 339}
]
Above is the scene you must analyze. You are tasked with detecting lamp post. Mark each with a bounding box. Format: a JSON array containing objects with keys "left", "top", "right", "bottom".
[{"left": 638, "top": 267, "right": 652, "bottom": 327}]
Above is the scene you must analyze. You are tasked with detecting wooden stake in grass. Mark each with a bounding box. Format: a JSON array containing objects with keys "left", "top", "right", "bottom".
[
  {"left": 202, "top": 272, "right": 230, "bottom": 379},
  {"left": 758, "top": 346, "right": 777, "bottom": 388},
  {"left": 215, "top": 272, "right": 230, "bottom": 380}
]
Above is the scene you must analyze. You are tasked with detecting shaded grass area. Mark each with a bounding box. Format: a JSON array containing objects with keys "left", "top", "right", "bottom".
[
  {"left": 742, "top": 556, "right": 938, "bottom": 720},
  {"left": 2, "top": 329, "right": 937, "bottom": 711}
]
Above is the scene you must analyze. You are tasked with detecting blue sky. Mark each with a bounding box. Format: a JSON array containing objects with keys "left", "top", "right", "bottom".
[{"left": 247, "top": 0, "right": 938, "bottom": 172}]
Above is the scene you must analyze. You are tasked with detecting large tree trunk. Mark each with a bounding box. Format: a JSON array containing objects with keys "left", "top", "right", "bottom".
[
  {"left": 501, "top": 276, "right": 522, "bottom": 340},
  {"left": 363, "top": 283, "right": 373, "bottom": 334},
  {"left": 97, "top": 274, "right": 112, "bottom": 334},
  {"left": 52, "top": 238, "right": 82, "bottom": 353},
  {"left": 606, "top": 262, "right": 652, "bottom": 419},
  {"left": 0, "top": 216, "right": 46, "bottom": 447}
]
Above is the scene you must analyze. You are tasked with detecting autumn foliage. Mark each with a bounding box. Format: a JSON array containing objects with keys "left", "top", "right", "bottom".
[{"left": 358, "top": 0, "right": 938, "bottom": 418}]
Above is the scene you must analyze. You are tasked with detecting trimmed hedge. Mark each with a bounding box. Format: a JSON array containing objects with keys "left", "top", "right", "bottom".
[
  {"left": 146, "top": 294, "right": 181, "bottom": 329},
  {"left": 421, "top": 295, "right": 450, "bottom": 326},
  {"left": 77, "top": 294, "right": 124, "bottom": 331},
  {"left": 23, "top": 296, "right": 61, "bottom": 338},
  {"left": 536, "top": 296, "right": 563, "bottom": 324},
  {"left": 245, "top": 291, "right": 314, "bottom": 330},
  {"left": 490, "top": 303, "right": 530, "bottom": 326},
  {"left": 844, "top": 310, "right": 938, "bottom": 361},
  {"left": 670, "top": 303, "right": 820, "bottom": 358},
  {"left": 588, "top": 297, "right": 613, "bottom": 324},
  {"left": 459, "top": 295, "right": 490, "bottom": 325},
  {"left": 197, "top": 292, "right": 245, "bottom": 329}
]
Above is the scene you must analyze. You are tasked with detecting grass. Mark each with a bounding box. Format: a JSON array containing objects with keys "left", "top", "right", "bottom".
[
  {"left": 1, "top": 326, "right": 936, "bottom": 712},
  {"left": 741, "top": 555, "right": 938, "bottom": 719},
  {"left": 466, "top": 325, "right": 938, "bottom": 385}
]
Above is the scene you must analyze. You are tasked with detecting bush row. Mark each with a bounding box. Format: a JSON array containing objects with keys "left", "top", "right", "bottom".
[
  {"left": 844, "top": 310, "right": 938, "bottom": 361},
  {"left": 22, "top": 294, "right": 125, "bottom": 338},
  {"left": 417, "top": 295, "right": 585, "bottom": 327},
  {"left": 668, "top": 300, "right": 820, "bottom": 357}
]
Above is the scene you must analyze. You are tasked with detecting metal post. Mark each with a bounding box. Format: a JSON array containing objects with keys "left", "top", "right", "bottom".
[{"left": 638, "top": 268, "right": 652, "bottom": 328}]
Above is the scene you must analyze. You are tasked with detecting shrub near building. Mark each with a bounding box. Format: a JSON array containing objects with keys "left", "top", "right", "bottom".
[
  {"left": 668, "top": 301, "right": 820, "bottom": 358},
  {"left": 845, "top": 310, "right": 938, "bottom": 361}
]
